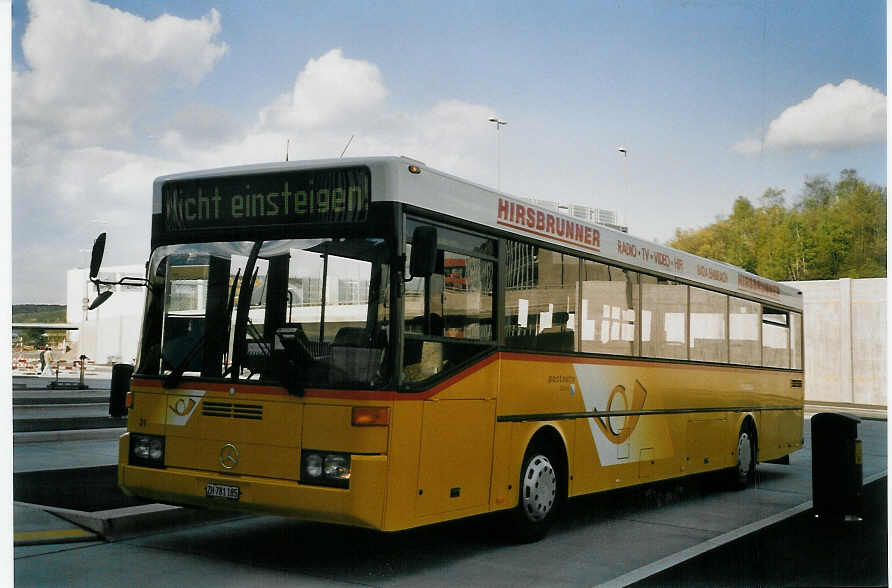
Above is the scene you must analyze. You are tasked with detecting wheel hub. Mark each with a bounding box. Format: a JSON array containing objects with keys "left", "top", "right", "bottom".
[
  {"left": 521, "top": 455, "right": 557, "bottom": 522},
  {"left": 737, "top": 432, "right": 752, "bottom": 477}
]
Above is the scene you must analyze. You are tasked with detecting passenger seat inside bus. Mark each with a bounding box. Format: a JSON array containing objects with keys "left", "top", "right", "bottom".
[
  {"left": 403, "top": 314, "right": 445, "bottom": 382},
  {"left": 535, "top": 311, "right": 575, "bottom": 352},
  {"left": 330, "top": 326, "right": 387, "bottom": 384}
]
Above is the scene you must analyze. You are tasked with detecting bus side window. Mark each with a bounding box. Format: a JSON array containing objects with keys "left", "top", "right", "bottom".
[
  {"left": 504, "top": 242, "right": 578, "bottom": 353},
  {"left": 640, "top": 275, "right": 687, "bottom": 360},
  {"left": 403, "top": 233, "right": 495, "bottom": 385},
  {"left": 730, "top": 297, "right": 761, "bottom": 366},
  {"left": 579, "top": 261, "right": 638, "bottom": 356}
]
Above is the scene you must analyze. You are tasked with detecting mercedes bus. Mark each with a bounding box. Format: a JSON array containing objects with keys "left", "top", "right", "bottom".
[{"left": 92, "top": 156, "right": 804, "bottom": 541}]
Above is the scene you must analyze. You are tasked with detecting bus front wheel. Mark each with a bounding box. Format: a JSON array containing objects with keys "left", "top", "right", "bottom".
[{"left": 508, "top": 444, "right": 563, "bottom": 542}]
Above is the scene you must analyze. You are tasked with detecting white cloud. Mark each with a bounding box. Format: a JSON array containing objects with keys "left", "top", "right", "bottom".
[
  {"left": 730, "top": 137, "right": 763, "bottom": 156},
  {"left": 167, "top": 52, "right": 495, "bottom": 181},
  {"left": 12, "top": 0, "right": 228, "bottom": 302},
  {"left": 11, "top": 4, "right": 497, "bottom": 303},
  {"left": 13, "top": 144, "right": 181, "bottom": 301},
  {"left": 259, "top": 48, "right": 387, "bottom": 130},
  {"left": 15, "top": 145, "right": 177, "bottom": 236},
  {"left": 733, "top": 79, "right": 886, "bottom": 154},
  {"left": 14, "top": 0, "right": 227, "bottom": 147},
  {"left": 12, "top": 38, "right": 501, "bottom": 302}
]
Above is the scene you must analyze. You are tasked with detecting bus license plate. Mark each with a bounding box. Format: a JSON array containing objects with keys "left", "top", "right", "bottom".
[{"left": 205, "top": 483, "right": 240, "bottom": 501}]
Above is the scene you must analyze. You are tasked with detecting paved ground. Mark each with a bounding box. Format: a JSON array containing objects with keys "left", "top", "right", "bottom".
[
  {"left": 13, "top": 373, "right": 112, "bottom": 390},
  {"left": 11, "top": 415, "right": 886, "bottom": 586},
  {"left": 14, "top": 438, "right": 119, "bottom": 473},
  {"left": 633, "top": 476, "right": 888, "bottom": 587}
]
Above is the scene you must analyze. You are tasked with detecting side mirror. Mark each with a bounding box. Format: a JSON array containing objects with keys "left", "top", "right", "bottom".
[
  {"left": 90, "top": 233, "right": 107, "bottom": 279},
  {"left": 409, "top": 226, "right": 438, "bottom": 278},
  {"left": 109, "top": 363, "right": 134, "bottom": 418},
  {"left": 89, "top": 290, "right": 114, "bottom": 310}
]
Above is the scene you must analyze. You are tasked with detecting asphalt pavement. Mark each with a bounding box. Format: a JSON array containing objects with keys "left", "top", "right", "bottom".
[
  {"left": 10, "top": 373, "right": 889, "bottom": 586},
  {"left": 633, "top": 476, "right": 887, "bottom": 587}
]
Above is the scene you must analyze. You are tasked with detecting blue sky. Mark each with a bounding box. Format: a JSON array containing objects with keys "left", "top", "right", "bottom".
[{"left": 10, "top": 0, "right": 886, "bottom": 303}]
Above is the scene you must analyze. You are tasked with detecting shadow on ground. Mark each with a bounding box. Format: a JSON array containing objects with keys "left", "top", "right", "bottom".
[
  {"left": 14, "top": 466, "right": 148, "bottom": 511},
  {"left": 633, "top": 477, "right": 888, "bottom": 587}
]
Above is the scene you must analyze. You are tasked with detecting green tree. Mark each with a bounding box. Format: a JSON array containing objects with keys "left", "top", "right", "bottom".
[{"left": 669, "top": 170, "right": 886, "bottom": 281}]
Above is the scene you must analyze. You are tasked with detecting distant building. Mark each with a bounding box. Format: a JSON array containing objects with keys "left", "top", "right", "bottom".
[
  {"left": 523, "top": 198, "right": 628, "bottom": 233},
  {"left": 66, "top": 264, "right": 146, "bottom": 364}
]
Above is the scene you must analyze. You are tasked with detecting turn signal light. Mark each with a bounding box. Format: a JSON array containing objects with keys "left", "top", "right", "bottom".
[
  {"left": 125, "top": 392, "right": 133, "bottom": 408},
  {"left": 351, "top": 406, "right": 389, "bottom": 426}
]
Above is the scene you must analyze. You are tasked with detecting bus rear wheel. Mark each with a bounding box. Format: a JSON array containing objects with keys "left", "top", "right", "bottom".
[
  {"left": 729, "top": 424, "right": 756, "bottom": 489},
  {"left": 508, "top": 444, "right": 563, "bottom": 542}
]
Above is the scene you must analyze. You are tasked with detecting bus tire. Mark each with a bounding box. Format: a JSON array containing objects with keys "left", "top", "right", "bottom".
[
  {"left": 729, "top": 423, "right": 756, "bottom": 489},
  {"left": 508, "top": 443, "right": 563, "bottom": 543}
]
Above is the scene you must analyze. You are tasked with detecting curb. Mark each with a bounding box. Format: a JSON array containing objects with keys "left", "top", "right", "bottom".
[
  {"left": 805, "top": 402, "right": 887, "bottom": 421},
  {"left": 14, "top": 428, "right": 126, "bottom": 444},
  {"left": 14, "top": 500, "right": 246, "bottom": 543}
]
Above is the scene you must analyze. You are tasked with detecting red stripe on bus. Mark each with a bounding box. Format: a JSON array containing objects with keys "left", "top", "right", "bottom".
[
  {"left": 303, "top": 389, "right": 399, "bottom": 401},
  {"left": 419, "top": 352, "right": 499, "bottom": 396},
  {"left": 130, "top": 377, "right": 289, "bottom": 396},
  {"left": 131, "top": 354, "right": 498, "bottom": 402},
  {"left": 305, "top": 353, "right": 499, "bottom": 401}
]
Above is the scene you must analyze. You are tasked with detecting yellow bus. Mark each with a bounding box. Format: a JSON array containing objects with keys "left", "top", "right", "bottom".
[{"left": 94, "top": 156, "right": 803, "bottom": 541}]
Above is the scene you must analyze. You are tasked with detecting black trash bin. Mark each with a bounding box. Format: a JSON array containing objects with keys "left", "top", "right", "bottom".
[{"left": 811, "top": 412, "right": 862, "bottom": 520}]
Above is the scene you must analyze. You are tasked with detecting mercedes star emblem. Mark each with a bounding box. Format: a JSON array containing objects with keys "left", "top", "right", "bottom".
[{"left": 219, "top": 443, "right": 239, "bottom": 469}]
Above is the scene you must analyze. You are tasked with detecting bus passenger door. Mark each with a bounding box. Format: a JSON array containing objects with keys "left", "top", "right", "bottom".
[
  {"left": 416, "top": 392, "right": 497, "bottom": 518},
  {"left": 402, "top": 221, "right": 498, "bottom": 519}
]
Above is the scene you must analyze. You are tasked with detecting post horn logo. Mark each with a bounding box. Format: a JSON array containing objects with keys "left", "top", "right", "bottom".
[
  {"left": 592, "top": 379, "right": 648, "bottom": 444},
  {"left": 169, "top": 398, "right": 197, "bottom": 417},
  {"left": 219, "top": 443, "right": 239, "bottom": 469}
]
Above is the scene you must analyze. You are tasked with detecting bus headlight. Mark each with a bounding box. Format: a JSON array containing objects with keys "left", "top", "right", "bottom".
[
  {"left": 301, "top": 450, "right": 350, "bottom": 488},
  {"left": 130, "top": 434, "right": 165, "bottom": 468},
  {"left": 324, "top": 454, "right": 349, "bottom": 478},
  {"left": 303, "top": 453, "right": 323, "bottom": 478}
]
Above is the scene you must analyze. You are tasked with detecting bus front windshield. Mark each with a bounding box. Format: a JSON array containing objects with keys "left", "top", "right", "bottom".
[{"left": 136, "top": 237, "right": 392, "bottom": 390}]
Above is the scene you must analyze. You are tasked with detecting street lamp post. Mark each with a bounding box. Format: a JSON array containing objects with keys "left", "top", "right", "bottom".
[
  {"left": 618, "top": 146, "right": 629, "bottom": 183},
  {"left": 488, "top": 117, "right": 507, "bottom": 190},
  {"left": 618, "top": 147, "right": 629, "bottom": 229}
]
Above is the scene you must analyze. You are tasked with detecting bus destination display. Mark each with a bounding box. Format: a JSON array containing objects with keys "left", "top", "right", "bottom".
[{"left": 162, "top": 166, "right": 370, "bottom": 232}]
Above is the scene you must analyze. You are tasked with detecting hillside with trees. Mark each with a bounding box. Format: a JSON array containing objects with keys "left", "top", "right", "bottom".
[
  {"left": 12, "top": 304, "right": 67, "bottom": 323},
  {"left": 12, "top": 304, "right": 67, "bottom": 349},
  {"left": 670, "top": 170, "right": 886, "bottom": 281}
]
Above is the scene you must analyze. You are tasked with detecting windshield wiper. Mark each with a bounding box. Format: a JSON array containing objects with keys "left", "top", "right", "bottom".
[
  {"left": 221, "top": 268, "right": 241, "bottom": 369},
  {"left": 163, "top": 257, "right": 245, "bottom": 389},
  {"left": 230, "top": 241, "right": 263, "bottom": 379}
]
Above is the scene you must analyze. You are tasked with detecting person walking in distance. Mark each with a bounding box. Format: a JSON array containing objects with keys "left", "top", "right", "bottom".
[{"left": 41, "top": 345, "right": 54, "bottom": 376}]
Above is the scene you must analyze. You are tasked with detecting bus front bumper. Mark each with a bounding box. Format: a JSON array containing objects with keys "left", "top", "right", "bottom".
[{"left": 118, "top": 454, "right": 388, "bottom": 530}]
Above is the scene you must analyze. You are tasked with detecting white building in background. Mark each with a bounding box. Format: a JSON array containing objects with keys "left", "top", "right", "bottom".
[
  {"left": 523, "top": 199, "right": 628, "bottom": 233},
  {"left": 66, "top": 264, "right": 146, "bottom": 364}
]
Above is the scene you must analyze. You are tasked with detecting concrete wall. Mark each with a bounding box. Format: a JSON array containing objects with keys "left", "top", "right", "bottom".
[{"left": 786, "top": 278, "right": 886, "bottom": 407}]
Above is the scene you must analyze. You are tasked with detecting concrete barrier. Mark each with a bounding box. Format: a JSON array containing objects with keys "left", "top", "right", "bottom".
[{"left": 786, "top": 278, "right": 886, "bottom": 411}]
